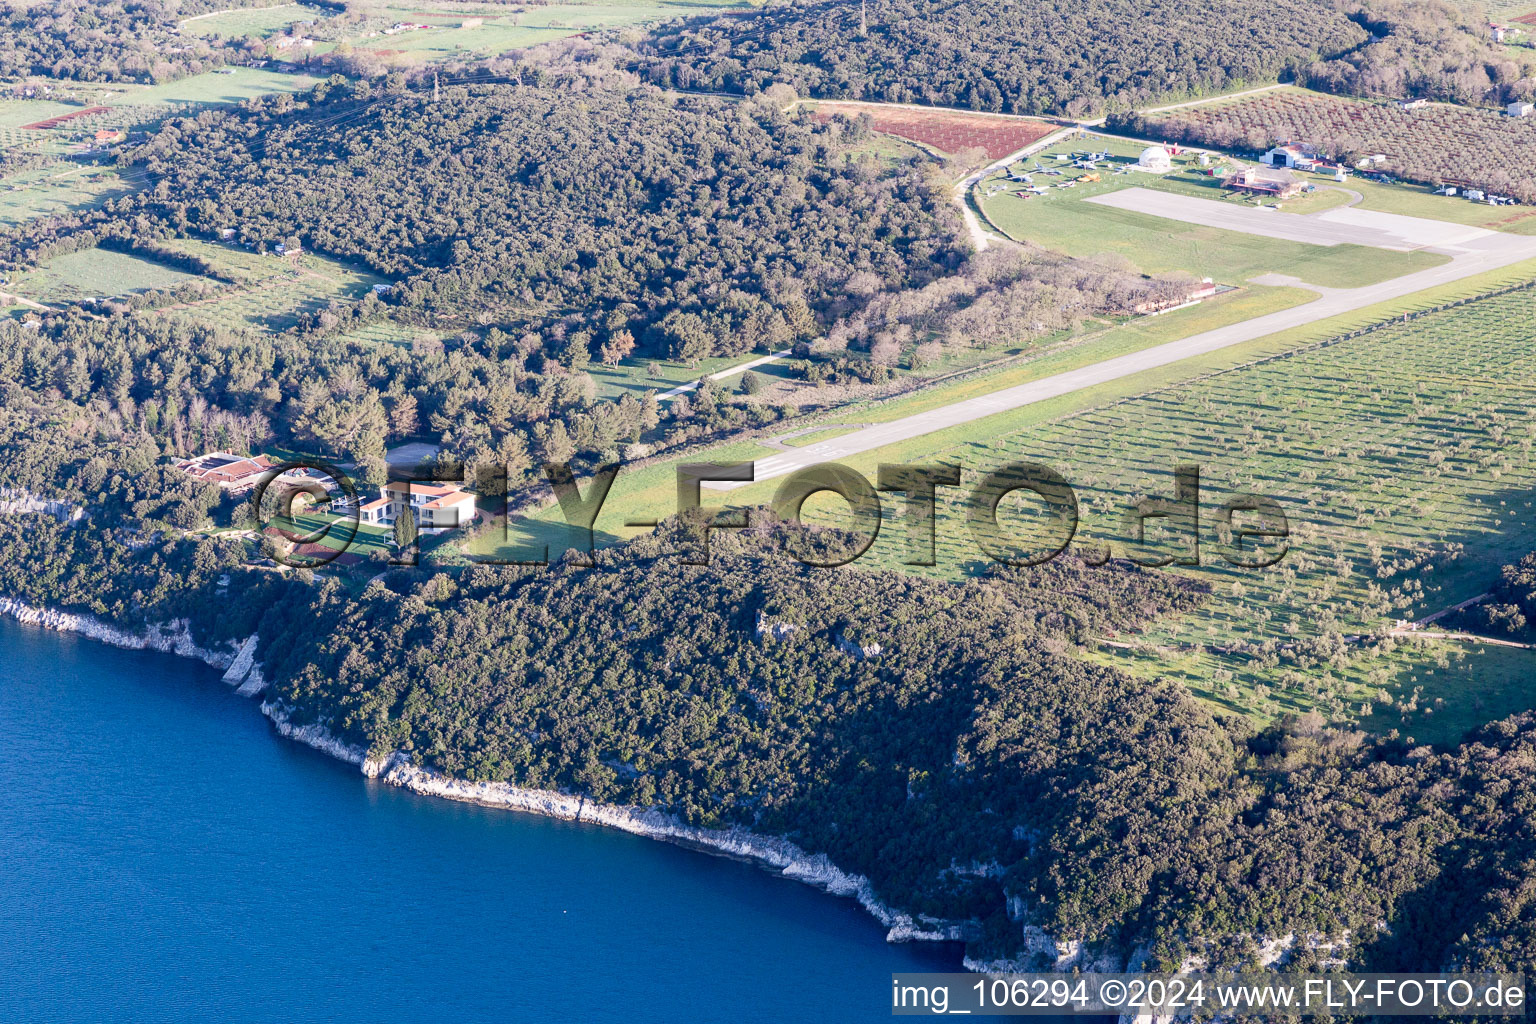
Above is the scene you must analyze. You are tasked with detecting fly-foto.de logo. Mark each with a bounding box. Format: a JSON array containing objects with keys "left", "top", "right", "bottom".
[{"left": 252, "top": 460, "right": 1289, "bottom": 570}]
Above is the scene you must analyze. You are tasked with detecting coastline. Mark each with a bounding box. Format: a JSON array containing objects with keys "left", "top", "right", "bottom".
[
  {"left": 261, "top": 699, "right": 968, "bottom": 945},
  {"left": 0, "top": 592, "right": 1345, "bottom": 987},
  {"left": 0, "top": 595, "right": 964, "bottom": 947}
]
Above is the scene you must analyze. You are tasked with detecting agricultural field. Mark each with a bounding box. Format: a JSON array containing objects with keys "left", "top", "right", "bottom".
[
  {"left": 1134, "top": 87, "right": 1536, "bottom": 202},
  {"left": 299, "top": 0, "right": 752, "bottom": 64},
  {"left": 7, "top": 248, "right": 203, "bottom": 304},
  {"left": 808, "top": 101, "right": 1059, "bottom": 159},
  {"left": 180, "top": 2, "right": 335, "bottom": 39},
  {"left": 821, "top": 286, "right": 1536, "bottom": 732},
  {"left": 0, "top": 165, "right": 143, "bottom": 225},
  {"left": 977, "top": 137, "right": 1447, "bottom": 287},
  {"left": 119, "top": 67, "right": 319, "bottom": 107},
  {"left": 154, "top": 239, "right": 392, "bottom": 332}
]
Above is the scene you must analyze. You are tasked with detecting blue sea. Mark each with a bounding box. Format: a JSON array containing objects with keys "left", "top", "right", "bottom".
[{"left": 0, "top": 615, "right": 1007, "bottom": 1023}]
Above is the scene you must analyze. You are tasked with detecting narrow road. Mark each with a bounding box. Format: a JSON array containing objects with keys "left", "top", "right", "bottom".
[
  {"left": 1412, "top": 591, "right": 1490, "bottom": 627},
  {"left": 657, "top": 348, "right": 793, "bottom": 401},
  {"left": 1390, "top": 628, "right": 1534, "bottom": 650},
  {"left": 0, "top": 290, "right": 55, "bottom": 312},
  {"left": 954, "top": 126, "right": 1078, "bottom": 251}
]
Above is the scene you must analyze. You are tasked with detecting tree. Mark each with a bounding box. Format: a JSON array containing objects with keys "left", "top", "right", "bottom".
[
  {"left": 393, "top": 506, "right": 417, "bottom": 549},
  {"left": 538, "top": 421, "right": 576, "bottom": 463},
  {"left": 600, "top": 329, "right": 636, "bottom": 366}
]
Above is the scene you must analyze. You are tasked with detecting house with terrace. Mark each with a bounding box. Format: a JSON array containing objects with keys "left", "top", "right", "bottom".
[{"left": 359, "top": 482, "right": 478, "bottom": 531}]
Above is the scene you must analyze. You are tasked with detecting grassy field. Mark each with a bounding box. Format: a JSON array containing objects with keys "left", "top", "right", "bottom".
[
  {"left": 1340, "top": 172, "right": 1536, "bottom": 232},
  {"left": 9, "top": 248, "right": 203, "bottom": 303},
  {"left": 183, "top": 2, "right": 331, "bottom": 39},
  {"left": 0, "top": 165, "right": 143, "bottom": 224},
  {"left": 302, "top": 0, "right": 751, "bottom": 63},
  {"left": 978, "top": 136, "right": 1448, "bottom": 287},
  {"left": 122, "top": 67, "right": 319, "bottom": 107},
  {"left": 268, "top": 511, "right": 392, "bottom": 559},
  {"left": 156, "top": 239, "right": 391, "bottom": 332}
]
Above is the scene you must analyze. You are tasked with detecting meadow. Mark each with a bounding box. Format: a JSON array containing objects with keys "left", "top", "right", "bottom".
[
  {"left": 0, "top": 165, "right": 142, "bottom": 225},
  {"left": 301, "top": 0, "right": 751, "bottom": 63},
  {"left": 156, "top": 239, "right": 391, "bottom": 332},
  {"left": 9, "top": 248, "right": 202, "bottom": 303},
  {"left": 976, "top": 137, "right": 1448, "bottom": 287},
  {"left": 181, "top": 2, "right": 332, "bottom": 39}
]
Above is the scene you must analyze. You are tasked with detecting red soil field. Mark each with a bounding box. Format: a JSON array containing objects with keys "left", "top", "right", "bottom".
[
  {"left": 21, "top": 106, "right": 109, "bottom": 131},
  {"left": 811, "top": 102, "right": 1057, "bottom": 160},
  {"left": 1512, "top": 11, "right": 1536, "bottom": 24}
]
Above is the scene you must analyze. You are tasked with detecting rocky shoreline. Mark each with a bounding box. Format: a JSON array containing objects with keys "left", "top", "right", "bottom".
[
  {"left": 2, "top": 594, "right": 1348, "bottom": 986},
  {"left": 261, "top": 699, "right": 967, "bottom": 945},
  {"left": 0, "top": 594, "right": 961, "bottom": 947}
]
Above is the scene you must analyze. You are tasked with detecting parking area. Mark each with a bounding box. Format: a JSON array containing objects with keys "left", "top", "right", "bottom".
[{"left": 1085, "top": 187, "right": 1496, "bottom": 252}]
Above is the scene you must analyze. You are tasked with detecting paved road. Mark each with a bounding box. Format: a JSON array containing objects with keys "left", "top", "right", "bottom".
[{"left": 711, "top": 226, "right": 1536, "bottom": 490}]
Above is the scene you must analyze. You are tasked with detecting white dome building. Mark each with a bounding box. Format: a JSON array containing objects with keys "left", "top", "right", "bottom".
[{"left": 1137, "top": 145, "right": 1172, "bottom": 173}]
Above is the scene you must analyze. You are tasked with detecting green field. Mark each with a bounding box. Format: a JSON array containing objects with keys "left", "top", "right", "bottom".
[
  {"left": 822, "top": 287, "right": 1536, "bottom": 725},
  {"left": 121, "top": 67, "right": 319, "bottom": 107},
  {"left": 0, "top": 165, "right": 143, "bottom": 224},
  {"left": 303, "top": 0, "right": 751, "bottom": 63},
  {"left": 157, "top": 239, "right": 392, "bottom": 332},
  {"left": 182, "top": 2, "right": 332, "bottom": 39},
  {"left": 268, "top": 511, "right": 392, "bottom": 559},
  {"left": 0, "top": 99, "right": 79, "bottom": 132},
  {"left": 978, "top": 138, "right": 1448, "bottom": 287},
  {"left": 10, "top": 248, "right": 203, "bottom": 303}
]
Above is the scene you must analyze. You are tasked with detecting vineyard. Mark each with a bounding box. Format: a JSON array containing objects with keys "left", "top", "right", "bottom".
[
  {"left": 19, "top": 106, "right": 108, "bottom": 130},
  {"left": 843, "top": 286, "right": 1536, "bottom": 722},
  {"left": 809, "top": 102, "right": 1057, "bottom": 159},
  {"left": 1130, "top": 89, "right": 1536, "bottom": 202}
]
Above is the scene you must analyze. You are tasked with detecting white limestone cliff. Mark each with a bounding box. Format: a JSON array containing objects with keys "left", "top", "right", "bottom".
[
  {"left": 259, "top": 702, "right": 968, "bottom": 945},
  {"left": 0, "top": 596, "right": 237, "bottom": 669}
]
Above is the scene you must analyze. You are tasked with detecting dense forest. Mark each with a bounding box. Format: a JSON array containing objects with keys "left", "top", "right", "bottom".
[
  {"left": 0, "top": 68, "right": 1188, "bottom": 493},
  {"left": 1299, "top": 0, "right": 1529, "bottom": 105},
  {"left": 636, "top": 0, "right": 1368, "bottom": 117},
  {"left": 635, "top": 0, "right": 1520, "bottom": 114},
  {"left": 7, "top": 495, "right": 1529, "bottom": 972},
  {"left": 0, "top": 0, "right": 279, "bottom": 83},
  {"left": 113, "top": 74, "right": 966, "bottom": 361}
]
